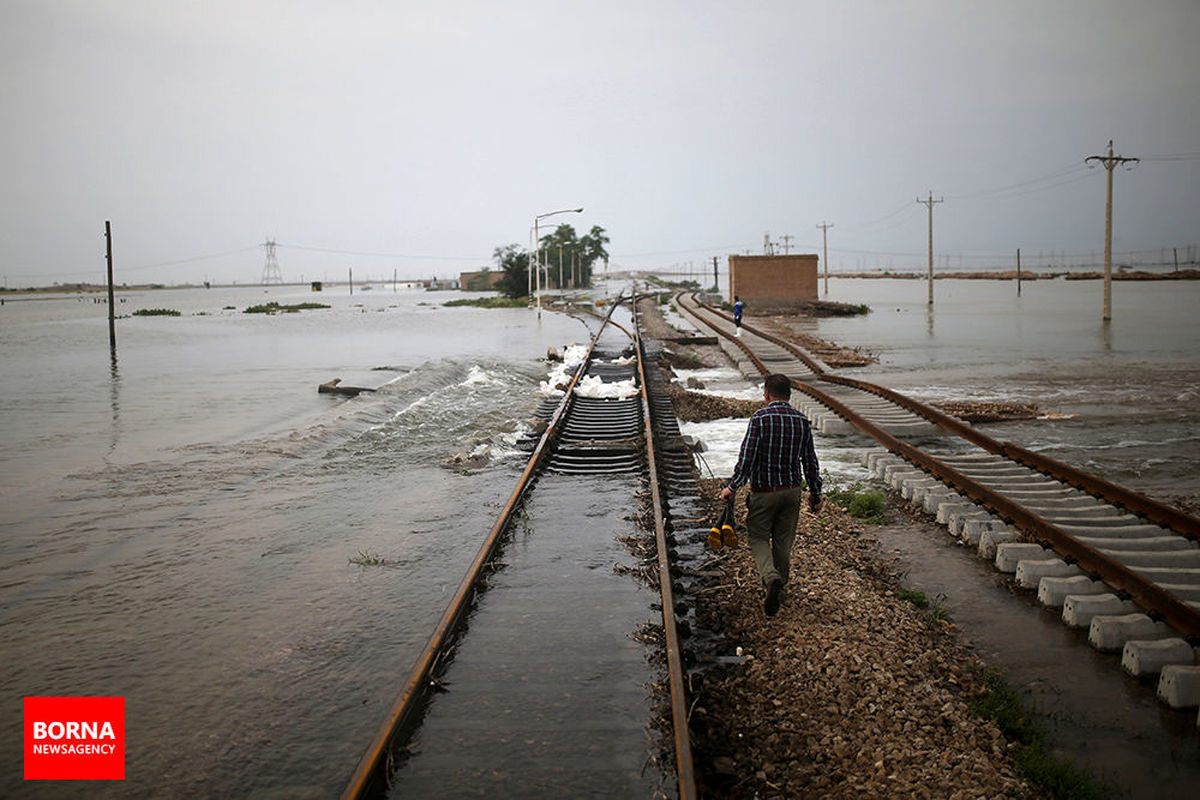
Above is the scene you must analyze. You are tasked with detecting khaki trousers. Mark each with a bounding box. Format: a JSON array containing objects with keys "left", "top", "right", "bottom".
[{"left": 745, "top": 487, "right": 803, "bottom": 586}]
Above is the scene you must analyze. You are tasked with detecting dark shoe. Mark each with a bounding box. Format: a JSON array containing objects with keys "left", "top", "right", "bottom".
[{"left": 765, "top": 579, "right": 783, "bottom": 617}]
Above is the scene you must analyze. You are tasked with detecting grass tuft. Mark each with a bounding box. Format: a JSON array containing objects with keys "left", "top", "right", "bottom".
[
  {"left": 132, "top": 308, "right": 181, "bottom": 317},
  {"left": 443, "top": 297, "right": 527, "bottom": 308},
  {"left": 972, "top": 667, "right": 1109, "bottom": 799},
  {"left": 824, "top": 480, "right": 887, "bottom": 523},
  {"left": 348, "top": 550, "right": 387, "bottom": 567},
  {"left": 244, "top": 302, "right": 331, "bottom": 314}
]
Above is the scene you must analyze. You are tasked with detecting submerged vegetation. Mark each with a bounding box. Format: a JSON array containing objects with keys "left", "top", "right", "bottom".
[
  {"left": 348, "top": 550, "right": 387, "bottom": 567},
  {"left": 443, "top": 297, "right": 528, "bottom": 309},
  {"left": 243, "top": 301, "right": 331, "bottom": 314},
  {"left": 895, "top": 587, "right": 952, "bottom": 627},
  {"left": 972, "top": 667, "right": 1109, "bottom": 799}
]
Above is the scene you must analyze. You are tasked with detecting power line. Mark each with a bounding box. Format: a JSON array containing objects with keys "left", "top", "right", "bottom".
[
  {"left": 1139, "top": 152, "right": 1200, "bottom": 161},
  {"left": 276, "top": 242, "right": 485, "bottom": 262},
  {"left": 124, "top": 245, "right": 261, "bottom": 272},
  {"left": 945, "top": 162, "right": 1092, "bottom": 200}
]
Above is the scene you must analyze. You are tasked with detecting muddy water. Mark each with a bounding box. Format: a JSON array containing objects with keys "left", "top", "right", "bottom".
[
  {"left": 387, "top": 473, "right": 665, "bottom": 798},
  {"left": 875, "top": 519, "right": 1200, "bottom": 799}
]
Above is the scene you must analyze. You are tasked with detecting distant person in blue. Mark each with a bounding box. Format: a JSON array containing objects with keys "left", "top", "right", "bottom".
[
  {"left": 721, "top": 373, "right": 822, "bottom": 617},
  {"left": 733, "top": 295, "right": 744, "bottom": 337}
]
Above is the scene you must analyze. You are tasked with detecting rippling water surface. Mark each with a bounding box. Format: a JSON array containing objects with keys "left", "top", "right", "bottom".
[
  {"left": 3, "top": 278, "right": 1197, "bottom": 795},
  {"left": 801, "top": 278, "right": 1199, "bottom": 497},
  {"left": 0, "top": 286, "right": 587, "bottom": 797}
]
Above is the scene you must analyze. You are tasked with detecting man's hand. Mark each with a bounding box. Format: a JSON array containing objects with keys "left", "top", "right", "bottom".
[
  {"left": 810, "top": 495, "right": 823, "bottom": 513},
  {"left": 720, "top": 486, "right": 734, "bottom": 503}
]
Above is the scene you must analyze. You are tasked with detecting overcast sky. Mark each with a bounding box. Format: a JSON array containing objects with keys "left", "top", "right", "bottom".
[{"left": 3, "top": 0, "right": 1198, "bottom": 286}]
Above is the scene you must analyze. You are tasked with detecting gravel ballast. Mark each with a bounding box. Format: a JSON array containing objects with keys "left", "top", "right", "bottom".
[{"left": 687, "top": 481, "right": 1033, "bottom": 798}]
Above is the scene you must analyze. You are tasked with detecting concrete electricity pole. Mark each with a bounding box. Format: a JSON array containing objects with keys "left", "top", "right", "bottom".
[
  {"left": 917, "top": 192, "right": 943, "bottom": 306},
  {"left": 1085, "top": 140, "right": 1139, "bottom": 321},
  {"left": 816, "top": 222, "right": 833, "bottom": 296}
]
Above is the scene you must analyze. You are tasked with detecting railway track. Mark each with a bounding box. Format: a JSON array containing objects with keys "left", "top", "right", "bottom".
[
  {"left": 673, "top": 291, "right": 1200, "bottom": 719},
  {"left": 340, "top": 296, "right": 701, "bottom": 798}
]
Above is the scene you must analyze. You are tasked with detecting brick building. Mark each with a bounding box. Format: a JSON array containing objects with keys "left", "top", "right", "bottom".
[
  {"left": 728, "top": 254, "right": 818, "bottom": 307},
  {"left": 459, "top": 270, "right": 504, "bottom": 291}
]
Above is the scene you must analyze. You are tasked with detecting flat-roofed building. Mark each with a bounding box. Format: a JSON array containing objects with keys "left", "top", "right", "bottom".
[{"left": 729, "top": 254, "right": 818, "bottom": 306}]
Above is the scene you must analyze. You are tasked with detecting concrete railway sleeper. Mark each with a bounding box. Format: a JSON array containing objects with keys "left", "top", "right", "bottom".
[
  {"left": 341, "top": 296, "right": 699, "bottom": 799},
  {"left": 673, "top": 291, "right": 1200, "bottom": 724}
]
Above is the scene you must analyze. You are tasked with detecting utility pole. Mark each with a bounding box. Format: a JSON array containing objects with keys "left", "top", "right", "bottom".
[
  {"left": 1016, "top": 248, "right": 1022, "bottom": 297},
  {"left": 712, "top": 256, "right": 719, "bottom": 292},
  {"left": 780, "top": 234, "right": 793, "bottom": 255},
  {"left": 816, "top": 222, "right": 834, "bottom": 296},
  {"left": 105, "top": 220, "right": 116, "bottom": 358},
  {"left": 1085, "top": 140, "right": 1139, "bottom": 321},
  {"left": 917, "top": 192, "right": 943, "bottom": 306}
]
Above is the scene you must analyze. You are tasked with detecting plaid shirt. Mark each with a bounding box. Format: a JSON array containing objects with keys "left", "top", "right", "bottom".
[{"left": 726, "top": 401, "right": 821, "bottom": 497}]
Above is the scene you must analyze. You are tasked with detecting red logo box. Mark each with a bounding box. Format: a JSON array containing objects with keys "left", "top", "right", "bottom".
[{"left": 24, "top": 696, "right": 125, "bottom": 780}]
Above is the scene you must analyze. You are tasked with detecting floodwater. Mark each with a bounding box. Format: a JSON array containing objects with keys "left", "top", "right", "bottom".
[
  {"left": 879, "top": 519, "right": 1200, "bottom": 800},
  {"left": 683, "top": 278, "right": 1200, "bottom": 500},
  {"left": 3, "top": 277, "right": 1197, "bottom": 796},
  {"left": 676, "top": 277, "right": 1200, "bottom": 798},
  {"left": 0, "top": 285, "right": 605, "bottom": 797},
  {"left": 388, "top": 474, "right": 663, "bottom": 798},
  {"left": 813, "top": 277, "right": 1200, "bottom": 499}
]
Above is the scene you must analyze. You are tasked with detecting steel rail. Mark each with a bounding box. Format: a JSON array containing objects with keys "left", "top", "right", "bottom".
[
  {"left": 630, "top": 296, "right": 698, "bottom": 800},
  {"left": 684, "top": 293, "right": 1200, "bottom": 541},
  {"left": 341, "top": 298, "right": 623, "bottom": 800},
  {"left": 676, "top": 293, "right": 1200, "bottom": 640}
]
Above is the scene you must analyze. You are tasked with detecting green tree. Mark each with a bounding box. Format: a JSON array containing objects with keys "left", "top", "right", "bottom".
[
  {"left": 580, "top": 225, "right": 610, "bottom": 271},
  {"left": 494, "top": 244, "right": 531, "bottom": 299},
  {"left": 536, "top": 224, "right": 610, "bottom": 289}
]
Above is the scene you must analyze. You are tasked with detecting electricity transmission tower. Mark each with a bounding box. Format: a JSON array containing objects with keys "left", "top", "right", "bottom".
[
  {"left": 917, "top": 193, "right": 943, "bottom": 306},
  {"left": 1085, "top": 140, "right": 1139, "bottom": 321},
  {"left": 261, "top": 239, "right": 283, "bottom": 284}
]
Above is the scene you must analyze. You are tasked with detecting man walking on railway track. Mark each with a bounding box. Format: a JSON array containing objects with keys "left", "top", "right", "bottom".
[
  {"left": 721, "top": 373, "right": 822, "bottom": 617},
  {"left": 733, "top": 296, "right": 744, "bottom": 336}
]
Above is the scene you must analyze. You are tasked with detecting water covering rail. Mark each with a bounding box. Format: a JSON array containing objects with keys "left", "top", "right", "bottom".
[
  {"left": 676, "top": 292, "right": 1200, "bottom": 639},
  {"left": 343, "top": 294, "right": 697, "bottom": 799},
  {"left": 341, "top": 300, "right": 619, "bottom": 799}
]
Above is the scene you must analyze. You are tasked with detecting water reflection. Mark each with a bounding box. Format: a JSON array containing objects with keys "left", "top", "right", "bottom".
[{"left": 108, "top": 357, "right": 121, "bottom": 459}]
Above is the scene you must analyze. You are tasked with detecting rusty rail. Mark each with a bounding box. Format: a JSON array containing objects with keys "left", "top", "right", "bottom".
[
  {"left": 341, "top": 300, "right": 620, "bottom": 800},
  {"left": 631, "top": 296, "right": 697, "bottom": 800},
  {"left": 343, "top": 295, "right": 697, "bottom": 798},
  {"left": 685, "top": 292, "right": 1200, "bottom": 541},
  {"left": 676, "top": 292, "right": 1200, "bottom": 639}
]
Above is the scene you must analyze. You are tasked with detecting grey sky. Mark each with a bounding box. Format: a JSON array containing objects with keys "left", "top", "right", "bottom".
[{"left": 3, "top": 0, "right": 1198, "bottom": 286}]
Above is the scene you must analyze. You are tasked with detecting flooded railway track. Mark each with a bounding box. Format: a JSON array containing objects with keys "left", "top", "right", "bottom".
[
  {"left": 674, "top": 291, "right": 1200, "bottom": 722},
  {"left": 340, "top": 297, "right": 700, "bottom": 798}
]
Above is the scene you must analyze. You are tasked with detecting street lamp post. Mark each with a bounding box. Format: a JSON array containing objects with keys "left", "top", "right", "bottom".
[{"left": 533, "top": 207, "right": 583, "bottom": 319}]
